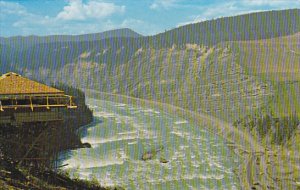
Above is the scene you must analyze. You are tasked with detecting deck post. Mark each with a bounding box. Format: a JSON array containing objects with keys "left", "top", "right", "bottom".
[
  {"left": 14, "top": 98, "right": 18, "bottom": 110},
  {"left": 0, "top": 101, "right": 3, "bottom": 111},
  {"left": 46, "top": 96, "right": 50, "bottom": 109},
  {"left": 30, "top": 96, "right": 33, "bottom": 111}
]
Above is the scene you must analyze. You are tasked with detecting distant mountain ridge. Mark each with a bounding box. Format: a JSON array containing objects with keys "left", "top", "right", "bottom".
[
  {"left": 1, "top": 9, "right": 299, "bottom": 47},
  {"left": 0, "top": 28, "right": 142, "bottom": 47}
]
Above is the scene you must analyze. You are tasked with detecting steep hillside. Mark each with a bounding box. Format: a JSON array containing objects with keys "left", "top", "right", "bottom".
[
  {"left": 231, "top": 32, "right": 300, "bottom": 81},
  {"left": 58, "top": 46, "right": 273, "bottom": 122},
  {"left": 151, "top": 9, "right": 300, "bottom": 47},
  {"left": 226, "top": 32, "right": 300, "bottom": 120}
]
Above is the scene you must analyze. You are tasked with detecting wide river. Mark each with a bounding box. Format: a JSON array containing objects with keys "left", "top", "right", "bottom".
[{"left": 59, "top": 98, "right": 241, "bottom": 189}]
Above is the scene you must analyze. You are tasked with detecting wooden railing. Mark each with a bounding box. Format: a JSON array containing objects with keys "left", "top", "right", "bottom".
[{"left": 0, "top": 94, "right": 77, "bottom": 111}]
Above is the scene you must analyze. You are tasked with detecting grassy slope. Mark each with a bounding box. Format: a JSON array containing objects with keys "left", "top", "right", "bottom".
[
  {"left": 229, "top": 33, "right": 300, "bottom": 185},
  {"left": 230, "top": 32, "right": 300, "bottom": 118},
  {"left": 231, "top": 32, "right": 300, "bottom": 81}
]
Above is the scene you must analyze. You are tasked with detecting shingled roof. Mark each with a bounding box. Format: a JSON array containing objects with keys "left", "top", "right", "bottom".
[{"left": 0, "top": 72, "right": 64, "bottom": 95}]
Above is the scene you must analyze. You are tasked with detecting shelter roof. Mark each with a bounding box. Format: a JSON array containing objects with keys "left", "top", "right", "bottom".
[{"left": 0, "top": 72, "right": 64, "bottom": 95}]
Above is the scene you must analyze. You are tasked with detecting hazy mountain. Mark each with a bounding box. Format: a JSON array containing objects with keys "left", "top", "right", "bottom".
[
  {"left": 0, "top": 44, "right": 12, "bottom": 73},
  {"left": 0, "top": 28, "right": 142, "bottom": 49}
]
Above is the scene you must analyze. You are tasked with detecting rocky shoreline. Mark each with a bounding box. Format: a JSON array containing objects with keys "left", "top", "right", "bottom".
[
  {"left": 0, "top": 86, "right": 123, "bottom": 190},
  {"left": 0, "top": 119, "right": 114, "bottom": 190}
]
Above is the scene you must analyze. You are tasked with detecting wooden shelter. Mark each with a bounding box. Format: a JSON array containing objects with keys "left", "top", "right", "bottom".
[{"left": 0, "top": 72, "right": 76, "bottom": 126}]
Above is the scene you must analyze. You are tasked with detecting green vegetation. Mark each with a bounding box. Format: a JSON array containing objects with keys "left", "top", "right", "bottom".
[
  {"left": 234, "top": 112, "right": 299, "bottom": 145},
  {"left": 268, "top": 82, "right": 300, "bottom": 118},
  {"left": 53, "top": 83, "right": 94, "bottom": 127}
]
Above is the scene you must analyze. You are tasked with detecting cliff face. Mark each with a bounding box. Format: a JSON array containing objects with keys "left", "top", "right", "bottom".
[
  {"left": 0, "top": 87, "right": 104, "bottom": 189},
  {"left": 0, "top": 85, "right": 93, "bottom": 166}
]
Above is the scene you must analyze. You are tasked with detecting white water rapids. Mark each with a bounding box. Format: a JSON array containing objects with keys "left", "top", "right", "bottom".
[{"left": 58, "top": 98, "right": 240, "bottom": 189}]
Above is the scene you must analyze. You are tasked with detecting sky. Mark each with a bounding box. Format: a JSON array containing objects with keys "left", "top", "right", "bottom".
[{"left": 0, "top": 0, "right": 299, "bottom": 37}]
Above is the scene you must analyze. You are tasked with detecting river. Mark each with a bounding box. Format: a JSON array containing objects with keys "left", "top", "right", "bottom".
[{"left": 59, "top": 98, "right": 240, "bottom": 189}]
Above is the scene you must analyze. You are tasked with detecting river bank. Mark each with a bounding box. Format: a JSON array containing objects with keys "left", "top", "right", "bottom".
[
  {"left": 0, "top": 119, "right": 120, "bottom": 190},
  {"left": 84, "top": 90, "right": 297, "bottom": 190},
  {"left": 0, "top": 86, "right": 124, "bottom": 190}
]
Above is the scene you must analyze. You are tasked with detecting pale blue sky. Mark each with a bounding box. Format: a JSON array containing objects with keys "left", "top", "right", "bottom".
[{"left": 0, "top": 0, "right": 299, "bottom": 37}]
